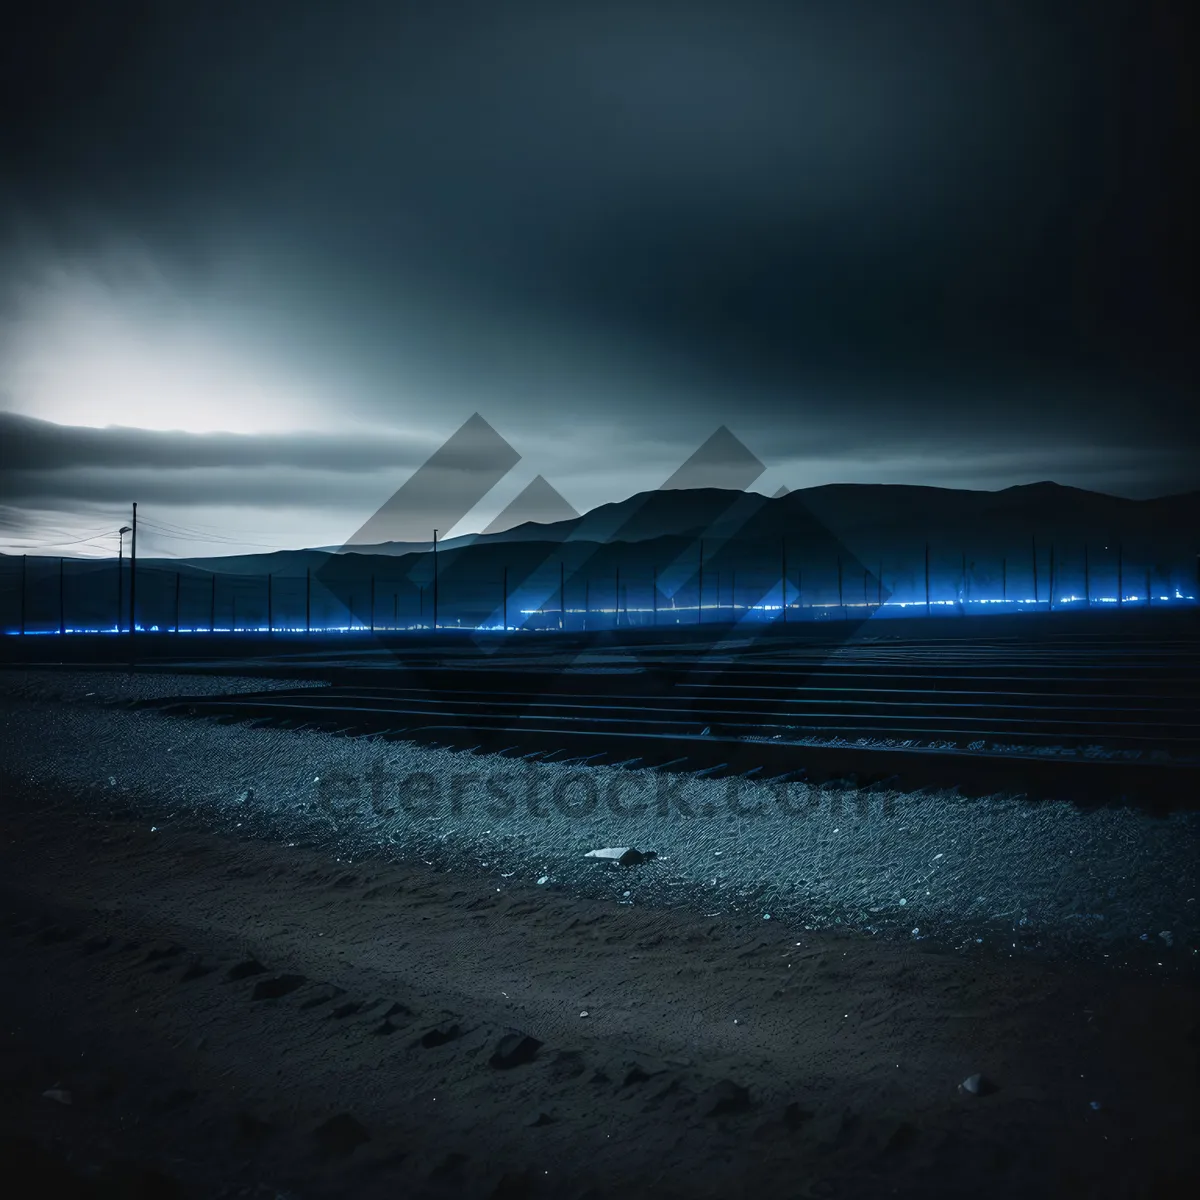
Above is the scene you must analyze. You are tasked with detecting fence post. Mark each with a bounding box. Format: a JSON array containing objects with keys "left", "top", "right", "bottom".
[
  {"left": 59, "top": 557, "right": 65, "bottom": 636},
  {"left": 175, "top": 572, "right": 181, "bottom": 633}
]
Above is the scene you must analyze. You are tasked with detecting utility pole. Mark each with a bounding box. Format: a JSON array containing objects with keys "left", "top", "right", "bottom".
[
  {"left": 431, "top": 530, "right": 439, "bottom": 630},
  {"left": 1002, "top": 557, "right": 1007, "bottom": 603},
  {"left": 1084, "top": 544, "right": 1090, "bottom": 608},
  {"left": 59, "top": 557, "right": 65, "bottom": 636},
  {"left": 560, "top": 562, "right": 565, "bottom": 631},
  {"left": 369, "top": 573, "right": 375, "bottom": 633},
  {"left": 20, "top": 554, "right": 26, "bottom": 636},
  {"left": 117, "top": 526, "right": 130, "bottom": 632},
  {"left": 1031, "top": 535, "right": 1038, "bottom": 608},
  {"left": 732, "top": 567, "right": 738, "bottom": 617},
  {"left": 129, "top": 502, "right": 138, "bottom": 656},
  {"left": 652, "top": 565, "right": 657, "bottom": 626},
  {"left": 267, "top": 573, "right": 273, "bottom": 632},
  {"left": 1049, "top": 544, "right": 1055, "bottom": 612},
  {"left": 615, "top": 564, "right": 621, "bottom": 629},
  {"left": 781, "top": 538, "right": 787, "bottom": 623},
  {"left": 502, "top": 566, "right": 508, "bottom": 631},
  {"left": 583, "top": 577, "right": 589, "bottom": 631},
  {"left": 1146, "top": 566, "right": 1152, "bottom": 608},
  {"left": 419, "top": 585, "right": 424, "bottom": 626},
  {"left": 1117, "top": 543, "right": 1123, "bottom": 607},
  {"left": 837, "top": 555, "right": 844, "bottom": 618},
  {"left": 393, "top": 592, "right": 398, "bottom": 629},
  {"left": 210, "top": 573, "right": 216, "bottom": 633},
  {"left": 174, "top": 571, "right": 181, "bottom": 633},
  {"left": 305, "top": 567, "right": 311, "bottom": 633},
  {"left": 697, "top": 539, "right": 704, "bottom": 625},
  {"left": 924, "top": 543, "right": 930, "bottom": 615},
  {"left": 877, "top": 561, "right": 882, "bottom": 609},
  {"left": 961, "top": 552, "right": 966, "bottom": 610}
]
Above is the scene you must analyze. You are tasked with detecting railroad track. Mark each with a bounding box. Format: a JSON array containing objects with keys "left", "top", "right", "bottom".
[{"left": 124, "top": 630, "right": 1200, "bottom": 810}]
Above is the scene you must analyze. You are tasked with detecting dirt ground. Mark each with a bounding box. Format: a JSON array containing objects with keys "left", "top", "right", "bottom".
[{"left": 1, "top": 779, "right": 1196, "bottom": 1199}]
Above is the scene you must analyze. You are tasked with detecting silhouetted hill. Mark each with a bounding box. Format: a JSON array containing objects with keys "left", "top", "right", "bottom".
[{"left": 3, "top": 482, "right": 1197, "bottom": 631}]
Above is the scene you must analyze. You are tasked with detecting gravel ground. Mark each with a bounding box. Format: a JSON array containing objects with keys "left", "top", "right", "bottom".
[
  {"left": 2, "top": 668, "right": 1196, "bottom": 974},
  {"left": 0, "top": 668, "right": 328, "bottom": 704}
]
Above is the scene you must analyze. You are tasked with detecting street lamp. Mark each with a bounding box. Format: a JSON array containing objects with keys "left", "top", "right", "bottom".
[{"left": 117, "top": 526, "right": 131, "bottom": 633}]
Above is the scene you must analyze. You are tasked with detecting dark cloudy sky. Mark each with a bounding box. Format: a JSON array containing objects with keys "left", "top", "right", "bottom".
[{"left": 1, "top": 0, "right": 1195, "bottom": 557}]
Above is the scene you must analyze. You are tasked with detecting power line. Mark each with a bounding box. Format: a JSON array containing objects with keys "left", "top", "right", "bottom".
[
  {"left": 136, "top": 520, "right": 290, "bottom": 551},
  {"left": 0, "top": 528, "right": 123, "bottom": 551}
]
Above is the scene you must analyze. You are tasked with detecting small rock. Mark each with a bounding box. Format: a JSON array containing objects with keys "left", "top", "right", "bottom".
[
  {"left": 1158, "top": 931, "right": 1174, "bottom": 947},
  {"left": 585, "top": 846, "right": 657, "bottom": 866},
  {"left": 418, "top": 1022, "right": 461, "bottom": 1049},
  {"left": 782, "top": 1101, "right": 813, "bottom": 1130},
  {"left": 703, "top": 1079, "right": 752, "bottom": 1116},
  {"left": 619, "top": 848, "right": 656, "bottom": 866},
  {"left": 310, "top": 1112, "right": 370, "bottom": 1157},
  {"left": 490, "top": 1032, "right": 543, "bottom": 1069},
  {"left": 226, "top": 958, "right": 267, "bottom": 981},
  {"left": 958, "top": 1073, "right": 997, "bottom": 1097}
]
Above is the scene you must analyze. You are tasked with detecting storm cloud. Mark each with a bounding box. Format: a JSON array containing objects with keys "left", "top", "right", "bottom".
[{"left": 2, "top": 1, "right": 1194, "bottom": 553}]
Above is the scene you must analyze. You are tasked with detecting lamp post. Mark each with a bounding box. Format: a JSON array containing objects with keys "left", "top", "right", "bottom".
[
  {"left": 129, "top": 502, "right": 137, "bottom": 660},
  {"left": 117, "top": 526, "right": 131, "bottom": 633}
]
